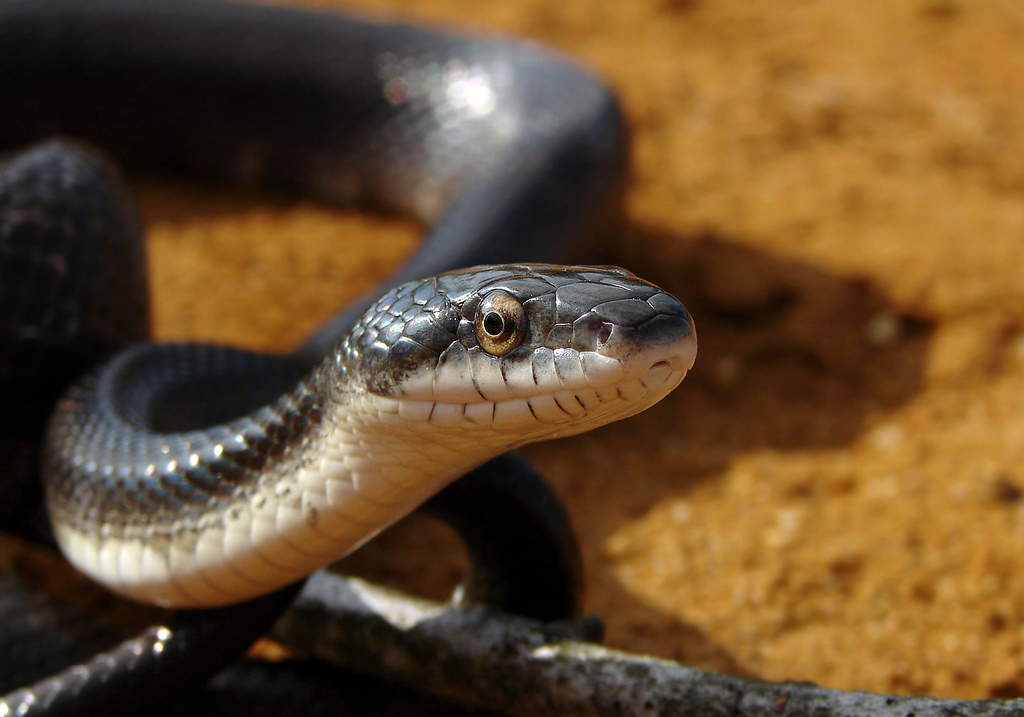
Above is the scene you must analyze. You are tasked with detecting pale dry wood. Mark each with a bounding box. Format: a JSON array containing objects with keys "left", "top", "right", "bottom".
[{"left": 275, "top": 572, "right": 1024, "bottom": 717}]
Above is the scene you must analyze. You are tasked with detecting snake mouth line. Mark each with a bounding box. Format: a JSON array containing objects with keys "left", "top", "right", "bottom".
[
  {"left": 370, "top": 363, "right": 687, "bottom": 433},
  {"left": 650, "top": 359, "right": 683, "bottom": 372}
]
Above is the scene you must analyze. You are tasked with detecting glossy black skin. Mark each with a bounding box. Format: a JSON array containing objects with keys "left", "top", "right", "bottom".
[
  {"left": 0, "top": 0, "right": 626, "bottom": 713},
  {"left": 0, "top": 0, "right": 627, "bottom": 363}
]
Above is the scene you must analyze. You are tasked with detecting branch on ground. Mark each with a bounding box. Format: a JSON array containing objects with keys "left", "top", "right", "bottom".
[{"left": 273, "top": 572, "right": 1021, "bottom": 717}]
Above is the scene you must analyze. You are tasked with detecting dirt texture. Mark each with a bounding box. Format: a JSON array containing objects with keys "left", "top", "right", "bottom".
[{"left": 130, "top": 0, "right": 1024, "bottom": 701}]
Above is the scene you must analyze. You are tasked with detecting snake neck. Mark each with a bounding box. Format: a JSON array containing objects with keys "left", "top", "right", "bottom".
[{"left": 45, "top": 344, "right": 506, "bottom": 607}]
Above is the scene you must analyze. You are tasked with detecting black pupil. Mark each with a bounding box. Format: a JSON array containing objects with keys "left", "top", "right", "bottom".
[{"left": 483, "top": 311, "right": 505, "bottom": 336}]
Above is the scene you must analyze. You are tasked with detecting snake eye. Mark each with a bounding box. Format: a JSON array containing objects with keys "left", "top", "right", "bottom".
[{"left": 475, "top": 290, "right": 526, "bottom": 356}]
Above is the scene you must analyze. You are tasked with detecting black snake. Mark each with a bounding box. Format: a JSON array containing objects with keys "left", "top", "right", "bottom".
[{"left": 0, "top": 0, "right": 697, "bottom": 713}]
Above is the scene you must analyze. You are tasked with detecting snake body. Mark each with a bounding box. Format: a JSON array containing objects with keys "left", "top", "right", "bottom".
[
  {"left": 0, "top": 0, "right": 629, "bottom": 361},
  {"left": 0, "top": 0, "right": 697, "bottom": 708}
]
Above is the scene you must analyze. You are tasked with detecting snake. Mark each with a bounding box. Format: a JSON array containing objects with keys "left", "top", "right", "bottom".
[
  {"left": 0, "top": 0, "right": 697, "bottom": 711},
  {"left": 46, "top": 262, "right": 696, "bottom": 608}
]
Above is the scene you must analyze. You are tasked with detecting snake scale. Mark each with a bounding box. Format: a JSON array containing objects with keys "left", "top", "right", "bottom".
[{"left": 0, "top": 0, "right": 697, "bottom": 713}]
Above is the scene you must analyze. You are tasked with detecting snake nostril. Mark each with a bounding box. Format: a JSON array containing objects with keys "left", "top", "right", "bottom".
[{"left": 596, "top": 323, "right": 613, "bottom": 349}]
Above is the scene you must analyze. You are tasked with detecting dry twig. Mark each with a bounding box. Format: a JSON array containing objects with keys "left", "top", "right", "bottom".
[{"left": 273, "top": 572, "right": 1024, "bottom": 717}]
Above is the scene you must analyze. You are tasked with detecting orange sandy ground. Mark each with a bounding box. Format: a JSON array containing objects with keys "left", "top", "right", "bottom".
[{"left": 21, "top": 0, "right": 1024, "bottom": 702}]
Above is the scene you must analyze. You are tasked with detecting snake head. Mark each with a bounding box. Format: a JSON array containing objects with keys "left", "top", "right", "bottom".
[{"left": 340, "top": 264, "right": 696, "bottom": 442}]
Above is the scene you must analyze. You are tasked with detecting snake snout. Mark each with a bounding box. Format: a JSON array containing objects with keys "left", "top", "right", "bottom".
[
  {"left": 638, "top": 310, "right": 698, "bottom": 375},
  {"left": 582, "top": 289, "right": 696, "bottom": 378}
]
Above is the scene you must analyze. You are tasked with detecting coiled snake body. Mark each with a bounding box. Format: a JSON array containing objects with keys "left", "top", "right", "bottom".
[{"left": 0, "top": 0, "right": 696, "bottom": 710}]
